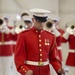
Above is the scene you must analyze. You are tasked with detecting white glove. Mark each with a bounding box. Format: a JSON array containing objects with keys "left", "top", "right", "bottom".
[
  {"left": 10, "top": 28, "right": 15, "bottom": 35},
  {"left": 25, "top": 70, "right": 33, "bottom": 75},
  {"left": 52, "top": 24, "right": 61, "bottom": 37},
  {"left": 63, "top": 32, "right": 70, "bottom": 40},
  {"left": 4, "top": 26, "right": 11, "bottom": 34},
  {"left": 63, "top": 27, "right": 70, "bottom": 40}
]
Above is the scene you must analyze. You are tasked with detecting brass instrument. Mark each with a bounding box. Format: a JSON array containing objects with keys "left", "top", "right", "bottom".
[
  {"left": 66, "top": 20, "right": 75, "bottom": 34},
  {"left": 0, "top": 17, "right": 5, "bottom": 29},
  {"left": 15, "top": 20, "right": 27, "bottom": 34},
  {"left": 44, "top": 19, "right": 53, "bottom": 31}
]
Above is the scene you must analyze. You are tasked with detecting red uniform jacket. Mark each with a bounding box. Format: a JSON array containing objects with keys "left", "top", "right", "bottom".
[
  {"left": 0, "top": 32, "right": 13, "bottom": 56},
  {"left": 62, "top": 35, "right": 75, "bottom": 66},
  {"left": 56, "top": 29, "right": 64, "bottom": 61},
  {"left": 58, "top": 29, "right": 64, "bottom": 37},
  {"left": 14, "top": 27, "right": 62, "bottom": 75},
  {"left": 10, "top": 33, "right": 17, "bottom": 52},
  {"left": 56, "top": 36, "right": 63, "bottom": 61},
  {"left": 8, "top": 26, "right": 18, "bottom": 53}
]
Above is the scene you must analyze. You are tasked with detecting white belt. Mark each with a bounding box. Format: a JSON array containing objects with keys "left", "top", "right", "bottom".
[
  {"left": 11, "top": 41, "right": 16, "bottom": 45},
  {"left": 0, "top": 41, "right": 16, "bottom": 45},
  {"left": 25, "top": 60, "right": 49, "bottom": 66},
  {"left": 69, "top": 49, "right": 75, "bottom": 53},
  {"left": 57, "top": 46, "right": 62, "bottom": 50}
]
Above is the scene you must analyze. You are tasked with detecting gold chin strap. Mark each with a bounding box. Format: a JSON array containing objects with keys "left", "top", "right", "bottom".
[{"left": 2, "top": 32, "right": 4, "bottom": 45}]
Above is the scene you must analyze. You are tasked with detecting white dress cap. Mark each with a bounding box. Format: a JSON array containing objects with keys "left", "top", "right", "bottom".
[
  {"left": 30, "top": 8, "right": 51, "bottom": 17},
  {"left": 52, "top": 17, "right": 60, "bottom": 22},
  {"left": 66, "top": 19, "right": 75, "bottom": 27},
  {"left": 22, "top": 16, "right": 32, "bottom": 22}
]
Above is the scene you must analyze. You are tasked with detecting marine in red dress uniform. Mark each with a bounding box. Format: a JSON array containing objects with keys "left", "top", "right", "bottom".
[
  {"left": 14, "top": 9, "right": 65, "bottom": 75},
  {"left": 0, "top": 17, "right": 13, "bottom": 75},
  {"left": 52, "top": 18, "right": 64, "bottom": 62},
  {"left": 56, "top": 29, "right": 64, "bottom": 61},
  {"left": 62, "top": 34, "right": 75, "bottom": 66},
  {"left": 62, "top": 20, "right": 75, "bottom": 75},
  {"left": 62, "top": 20, "right": 75, "bottom": 66}
]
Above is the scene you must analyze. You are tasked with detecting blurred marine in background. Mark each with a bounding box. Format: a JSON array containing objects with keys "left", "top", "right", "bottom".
[
  {"left": 62, "top": 19, "right": 75, "bottom": 75},
  {"left": 0, "top": 17, "right": 13, "bottom": 75}
]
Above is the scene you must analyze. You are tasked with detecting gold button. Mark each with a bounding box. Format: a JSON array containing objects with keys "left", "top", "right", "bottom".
[
  {"left": 36, "top": 30, "right": 38, "bottom": 33},
  {"left": 40, "top": 59, "right": 42, "bottom": 61},
  {"left": 39, "top": 49, "right": 42, "bottom": 51},
  {"left": 39, "top": 35, "right": 41, "bottom": 37},
  {"left": 39, "top": 40, "right": 41, "bottom": 42},
  {"left": 39, "top": 44, "right": 42, "bottom": 46},
  {"left": 25, "top": 70, "right": 26, "bottom": 72},
  {"left": 21, "top": 66, "right": 23, "bottom": 68},
  {"left": 23, "top": 69, "right": 25, "bottom": 71},
  {"left": 47, "top": 43, "right": 50, "bottom": 46},
  {"left": 40, "top": 54, "right": 42, "bottom": 56}
]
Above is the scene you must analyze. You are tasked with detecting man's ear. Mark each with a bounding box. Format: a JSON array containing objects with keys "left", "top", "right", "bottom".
[{"left": 32, "top": 18, "right": 35, "bottom": 22}]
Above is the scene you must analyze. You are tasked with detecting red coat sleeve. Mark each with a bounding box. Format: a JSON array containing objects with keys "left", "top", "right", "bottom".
[
  {"left": 61, "top": 37, "right": 68, "bottom": 43},
  {"left": 14, "top": 34, "right": 30, "bottom": 75},
  {"left": 49, "top": 36, "right": 62, "bottom": 73}
]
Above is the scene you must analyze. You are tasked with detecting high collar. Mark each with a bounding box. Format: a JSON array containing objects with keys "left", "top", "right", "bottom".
[{"left": 31, "top": 27, "right": 44, "bottom": 34}]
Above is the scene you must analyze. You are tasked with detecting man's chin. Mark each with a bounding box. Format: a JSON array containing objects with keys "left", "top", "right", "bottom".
[{"left": 39, "top": 28, "right": 43, "bottom": 30}]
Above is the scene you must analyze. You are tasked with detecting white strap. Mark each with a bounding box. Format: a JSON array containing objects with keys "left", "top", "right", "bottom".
[
  {"left": 0, "top": 41, "right": 16, "bottom": 45},
  {"left": 69, "top": 50, "right": 75, "bottom": 53},
  {"left": 57, "top": 46, "right": 62, "bottom": 50},
  {"left": 25, "top": 60, "right": 49, "bottom": 66},
  {"left": 11, "top": 41, "right": 16, "bottom": 45}
]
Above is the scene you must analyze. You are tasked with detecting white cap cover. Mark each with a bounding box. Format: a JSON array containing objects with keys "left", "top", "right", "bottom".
[{"left": 30, "top": 8, "right": 51, "bottom": 17}]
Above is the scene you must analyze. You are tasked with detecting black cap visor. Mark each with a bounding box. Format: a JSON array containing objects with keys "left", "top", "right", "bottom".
[{"left": 33, "top": 15, "right": 47, "bottom": 22}]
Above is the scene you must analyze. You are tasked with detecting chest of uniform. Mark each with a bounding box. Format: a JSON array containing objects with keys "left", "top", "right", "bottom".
[
  {"left": 25, "top": 33, "right": 53, "bottom": 52},
  {"left": 69, "top": 35, "right": 75, "bottom": 43},
  {"left": 0, "top": 33, "right": 10, "bottom": 41}
]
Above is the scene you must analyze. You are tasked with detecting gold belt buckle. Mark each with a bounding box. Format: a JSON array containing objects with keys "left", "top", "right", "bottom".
[
  {"left": 2, "top": 42, "right": 5, "bottom": 45},
  {"left": 38, "top": 62, "right": 44, "bottom": 66}
]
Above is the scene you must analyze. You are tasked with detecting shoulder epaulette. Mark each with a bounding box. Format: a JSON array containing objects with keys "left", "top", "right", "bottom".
[
  {"left": 19, "top": 29, "right": 30, "bottom": 35},
  {"left": 44, "top": 30, "right": 55, "bottom": 36}
]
